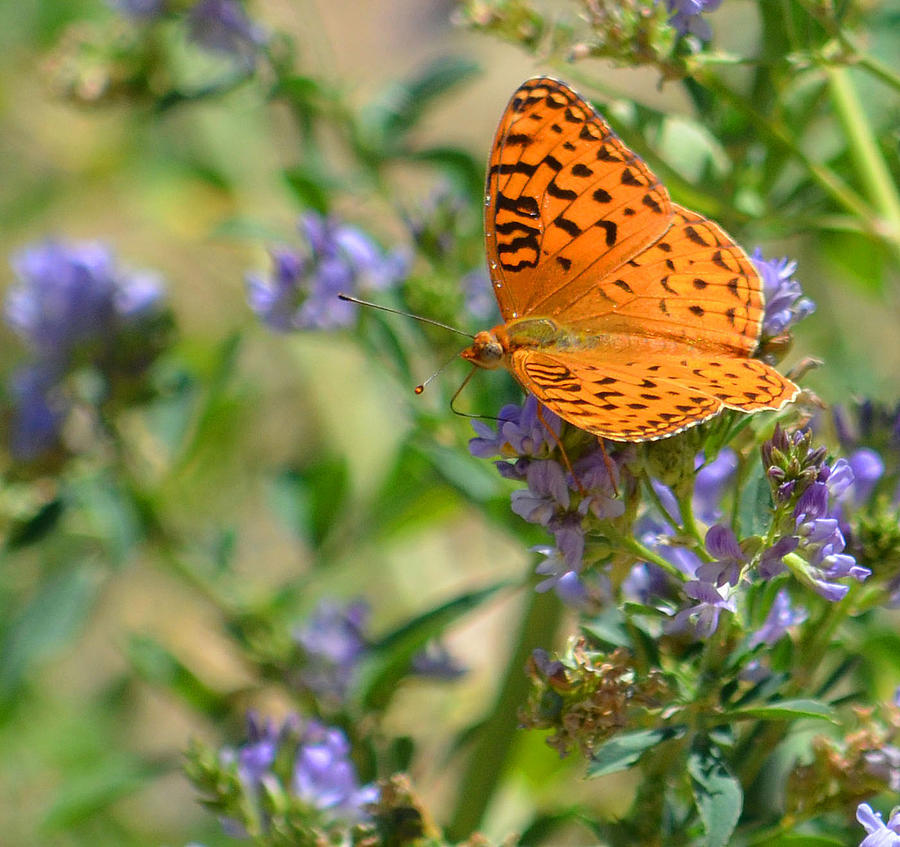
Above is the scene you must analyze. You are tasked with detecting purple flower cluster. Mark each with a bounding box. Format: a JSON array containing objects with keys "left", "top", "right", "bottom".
[
  {"left": 110, "top": 0, "right": 265, "bottom": 61},
  {"left": 763, "top": 428, "right": 872, "bottom": 601},
  {"left": 751, "top": 249, "right": 816, "bottom": 340},
  {"left": 222, "top": 712, "right": 377, "bottom": 833},
  {"left": 665, "top": 0, "right": 722, "bottom": 40},
  {"left": 470, "top": 397, "right": 624, "bottom": 603},
  {"left": 246, "top": 212, "right": 408, "bottom": 332},
  {"left": 4, "top": 239, "right": 166, "bottom": 460},
  {"left": 293, "top": 599, "right": 370, "bottom": 701}
]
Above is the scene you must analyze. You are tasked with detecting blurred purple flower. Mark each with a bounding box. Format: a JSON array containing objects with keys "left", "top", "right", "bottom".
[
  {"left": 293, "top": 599, "right": 369, "bottom": 700},
  {"left": 247, "top": 212, "right": 408, "bottom": 332},
  {"left": 665, "top": 0, "right": 722, "bottom": 40},
  {"left": 109, "top": 0, "right": 167, "bottom": 18},
  {"left": 856, "top": 802, "right": 900, "bottom": 846},
  {"left": 863, "top": 745, "right": 900, "bottom": 793},
  {"left": 8, "top": 366, "right": 65, "bottom": 461},
  {"left": 6, "top": 239, "right": 164, "bottom": 366},
  {"left": 694, "top": 449, "right": 737, "bottom": 524},
  {"left": 293, "top": 722, "right": 378, "bottom": 821},
  {"left": 750, "top": 249, "right": 815, "bottom": 339},
  {"left": 186, "top": 0, "right": 266, "bottom": 61},
  {"left": 533, "top": 545, "right": 588, "bottom": 605},
  {"left": 748, "top": 589, "right": 807, "bottom": 648},
  {"left": 463, "top": 269, "right": 497, "bottom": 322},
  {"left": 411, "top": 641, "right": 466, "bottom": 679}
]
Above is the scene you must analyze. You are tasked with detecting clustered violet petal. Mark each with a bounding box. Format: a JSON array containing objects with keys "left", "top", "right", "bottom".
[
  {"left": 665, "top": 0, "right": 723, "bottom": 40},
  {"left": 751, "top": 248, "right": 815, "bottom": 339},
  {"left": 247, "top": 212, "right": 408, "bottom": 332}
]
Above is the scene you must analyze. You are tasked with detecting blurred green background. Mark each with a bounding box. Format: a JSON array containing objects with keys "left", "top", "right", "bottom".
[{"left": 0, "top": 1, "right": 898, "bottom": 844}]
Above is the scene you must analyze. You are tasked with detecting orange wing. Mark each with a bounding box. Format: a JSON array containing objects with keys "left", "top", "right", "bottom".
[
  {"left": 509, "top": 347, "right": 799, "bottom": 442},
  {"left": 485, "top": 77, "right": 673, "bottom": 322}
]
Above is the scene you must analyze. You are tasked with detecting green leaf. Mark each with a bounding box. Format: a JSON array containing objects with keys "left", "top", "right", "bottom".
[
  {"left": 363, "top": 56, "right": 480, "bottom": 148},
  {"left": 581, "top": 609, "right": 631, "bottom": 649},
  {"left": 737, "top": 460, "right": 772, "bottom": 537},
  {"left": 4, "top": 498, "right": 64, "bottom": 550},
  {"left": 361, "top": 581, "right": 509, "bottom": 711},
  {"left": 764, "top": 835, "right": 844, "bottom": 846},
  {"left": 417, "top": 441, "right": 503, "bottom": 503},
  {"left": 410, "top": 147, "right": 484, "bottom": 198},
  {"left": 283, "top": 165, "right": 331, "bottom": 214},
  {"left": 688, "top": 748, "right": 743, "bottom": 847},
  {"left": 728, "top": 698, "right": 835, "bottom": 722},
  {"left": 126, "top": 634, "right": 230, "bottom": 720},
  {"left": 42, "top": 757, "right": 165, "bottom": 830},
  {"left": 587, "top": 728, "right": 682, "bottom": 777},
  {"left": 270, "top": 454, "right": 350, "bottom": 548},
  {"left": 0, "top": 563, "right": 102, "bottom": 701}
]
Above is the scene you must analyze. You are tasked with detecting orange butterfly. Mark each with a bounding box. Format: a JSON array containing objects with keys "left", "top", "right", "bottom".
[{"left": 462, "top": 77, "right": 798, "bottom": 442}]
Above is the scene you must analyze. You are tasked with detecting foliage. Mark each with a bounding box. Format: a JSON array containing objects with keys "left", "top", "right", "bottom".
[{"left": 1, "top": 0, "right": 899, "bottom": 845}]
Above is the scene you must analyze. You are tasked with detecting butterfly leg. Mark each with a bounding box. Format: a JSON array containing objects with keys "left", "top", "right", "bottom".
[
  {"left": 597, "top": 438, "right": 619, "bottom": 498},
  {"left": 535, "top": 402, "right": 585, "bottom": 495}
]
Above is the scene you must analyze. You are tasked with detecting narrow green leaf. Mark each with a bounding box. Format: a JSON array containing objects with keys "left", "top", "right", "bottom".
[
  {"left": 42, "top": 757, "right": 165, "bottom": 830},
  {"left": 688, "top": 748, "right": 743, "bottom": 847},
  {"left": 4, "top": 498, "right": 64, "bottom": 550},
  {"left": 587, "top": 728, "right": 681, "bottom": 777},
  {"left": 0, "top": 564, "right": 102, "bottom": 701},
  {"left": 361, "top": 581, "right": 509, "bottom": 711},
  {"left": 737, "top": 460, "right": 772, "bottom": 537},
  {"left": 729, "top": 698, "right": 835, "bottom": 722}
]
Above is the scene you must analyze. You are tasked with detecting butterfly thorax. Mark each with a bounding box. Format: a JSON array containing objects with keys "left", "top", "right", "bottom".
[{"left": 462, "top": 317, "right": 591, "bottom": 370}]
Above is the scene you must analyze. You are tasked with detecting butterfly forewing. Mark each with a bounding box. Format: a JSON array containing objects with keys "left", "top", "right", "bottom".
[
  {"left": 564, "top": 205, "right": 765, "bottom": 355},
  {"left": 485, "top": 77, "right": 673, "bottom": 322}
]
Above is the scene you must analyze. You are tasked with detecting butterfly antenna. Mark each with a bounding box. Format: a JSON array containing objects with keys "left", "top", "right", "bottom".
[
  {"left": 337, "top": 293, "right": 474, "bottom": 340},
  {"left": 415, "top": 350, "right": 465, "bottom": 395}
]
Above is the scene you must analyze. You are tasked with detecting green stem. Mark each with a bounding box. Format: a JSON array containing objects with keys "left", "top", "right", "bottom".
[
  {"left": 617, "top": 534, "right": 689, "bottom": 581},
  {"left": 853, "top": 51, "right": 900, "bottom": 95},
  {"left": 825, "top": 67, "right": 900, "bottom": 239},
  {"left": 697, "top": 74, "right": 884, "bottom": 238},
  {"left": 445, "top": 587, "right": 562, "bottom": 840}
]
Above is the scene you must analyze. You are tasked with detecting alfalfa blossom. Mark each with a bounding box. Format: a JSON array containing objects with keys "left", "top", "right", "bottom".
[
  {"left": 4, "top": 238, "right": 168, "bottom": 460},
  {"left": 246, "top": 212, "right": 408, "bottom": 332},
  {"left": 751, "top": 248, "right": 816, "bottom": 341},
  {"left": 856, "top": 803, "right": 900, "bottom": 846},
  {"left": 665, "top": 0, "right": 723, "bottom": 40}
]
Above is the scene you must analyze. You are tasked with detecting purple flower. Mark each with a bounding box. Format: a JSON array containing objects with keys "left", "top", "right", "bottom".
[
  {"left": 8, "top": 366, "right": 65, "bottom": 461},
  {"left": 225, "top": 712, "right": 292, "bottom": 788},
  {"left": 665, "top": 0, "right": 723, "bottom": 40},
  {"left": 856, "top": 803, "right": 900, "bottom": 846},
  {"left": 572, "top": 448, "right": 626, "bottom": 522},
  {"left": 758, "top": 535, "right": 799, "bottom": 579},
  {"left": 109, "top": 0, "right": 167, "bottom": 18},
  {"left": 293, "top": 599, "right": 369, "bottom": 700},
  {"left": 863, "top": 745, "right": 900, "bottom": 793},
  {"left": 750, "top": 249, "right": 815, "bottom": 339},
  {"left": 411, "top": 641, "right": 466, "bottom": 679},
  {"left": 6, "top": 239, "right": 164, "bottom": 366},
  {"left": 846, "top": 448, "right": 885, "bottom": 507},
  {"left": 469, "top": 396, "right": 562, "bottom": 467},
  {"left": 533, "top": 545, "right": 588, "bottom": 605},
  {"left": 748, "top": 589, "right": 807, "bottom": 648},
  {"left": 292, "top": 722, "right": 378, "bottom": 822},
  {"left": 246, "top": 213, "right": 408, "bottom": 332},
  {"left": 694, "top": 449, "right": 738, "bottom": 524},
  {"left": 510, "top": 460, "right": 570, "bottom": 526},
  {"left": 463, "top": 269, "right": 497, "bottom": 322},
  {"left": 186, "top": 0, "right": 266, "bottom": 61},
  {"left": 697, "top": 525, "right": 747, "bottom": 587},
  {"left": 666, "top": 579, "right": 736, "bottom": 638}
]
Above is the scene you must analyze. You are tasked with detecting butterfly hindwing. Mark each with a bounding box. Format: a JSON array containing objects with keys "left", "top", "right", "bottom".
[{"left": 509, "top": 347, "right": 798, "bottom": 442}]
